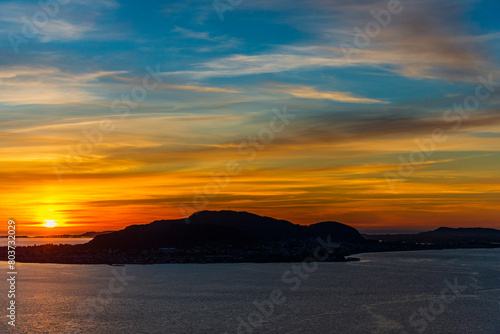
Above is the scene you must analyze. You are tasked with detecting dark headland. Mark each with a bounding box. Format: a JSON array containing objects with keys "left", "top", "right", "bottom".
[{"left": 3, "top": 210, "right": 500, "bottom": 264}]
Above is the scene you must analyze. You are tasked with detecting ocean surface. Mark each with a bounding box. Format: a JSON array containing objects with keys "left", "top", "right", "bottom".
[
  {"left": 1, "top": 237, "right": 92, "bottom": 247},
  {"left": 1, "top": 249, "right": 499, "bottom": 334}
]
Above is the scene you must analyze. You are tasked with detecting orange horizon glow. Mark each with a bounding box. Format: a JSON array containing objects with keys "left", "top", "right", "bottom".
[
  {"left": 3, "top": 130, "right": 500, "bottom": 236},
  {"left": 2, "top": 1, "right": 500, "bottom": 237}
]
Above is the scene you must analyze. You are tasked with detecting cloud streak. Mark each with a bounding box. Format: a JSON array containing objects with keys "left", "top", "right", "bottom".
[
  {"left": 268, "top": 84, "right": 388, "bottom": 104},
  {"left": 0, "top": 67, "right": 126, "bottom": 105}
]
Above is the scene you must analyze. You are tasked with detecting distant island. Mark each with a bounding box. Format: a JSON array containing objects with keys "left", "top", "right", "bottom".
[
  {"left": 363, "top": 227, "right": 500, "bottom": 243},
  {"left": 0, "top": 231, "right": 115, "bottom": 239},
  {"left": 2, "top": 210, "right": 500, "bottom": 265},
  {"left": 36, "top": 231, "right": 114, "bottom": 238}
]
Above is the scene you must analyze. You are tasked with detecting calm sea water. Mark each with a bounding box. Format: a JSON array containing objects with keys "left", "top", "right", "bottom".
[
  {"left": 1, "top": 249, "right": 499, "bottom": 333},
  {"left": 1, "top": 238, "right": 92, "bottom": 247}
]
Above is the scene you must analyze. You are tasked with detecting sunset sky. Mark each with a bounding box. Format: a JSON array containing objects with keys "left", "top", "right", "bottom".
[{"left": 1, "top": 0, "right": 500, "bottom": 235}]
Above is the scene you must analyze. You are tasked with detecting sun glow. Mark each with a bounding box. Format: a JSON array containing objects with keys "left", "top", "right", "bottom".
[{"left": 44, "top": 220, "right": 58, "bottom": 228}]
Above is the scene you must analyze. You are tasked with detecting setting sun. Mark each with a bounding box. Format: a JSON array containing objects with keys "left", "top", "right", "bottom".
[{"left": 44, "top": 220, "right": 58, "bottom": 228}]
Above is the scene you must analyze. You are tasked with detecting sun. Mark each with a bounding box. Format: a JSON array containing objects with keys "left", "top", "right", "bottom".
[{"left": 44, "top": 220, "right": 58, "bottom": 228}]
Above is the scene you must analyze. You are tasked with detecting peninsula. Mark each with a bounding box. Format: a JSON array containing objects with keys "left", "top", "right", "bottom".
[{"left": 3, "top": 211, "right": 500, "bottom": 265}]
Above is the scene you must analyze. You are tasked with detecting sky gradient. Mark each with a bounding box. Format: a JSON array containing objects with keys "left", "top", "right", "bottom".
[{"left": 1, "top": 0, "right": 500, "bottom": 235}]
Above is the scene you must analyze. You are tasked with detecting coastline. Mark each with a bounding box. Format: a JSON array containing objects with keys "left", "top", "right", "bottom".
[{"left": 2, "top": 242, "right": 499, "bottom": 265}]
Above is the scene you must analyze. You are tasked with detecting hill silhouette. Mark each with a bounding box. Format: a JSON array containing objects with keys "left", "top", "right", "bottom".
[
  {"left": 417, "top": 227, "right": 500, "bottom": 242},
  {"left": 87, "top": 210, "right": 365, "bottom": 249},
  {"left": 364, "top": 227, "right": 500, "bottom": 243}
]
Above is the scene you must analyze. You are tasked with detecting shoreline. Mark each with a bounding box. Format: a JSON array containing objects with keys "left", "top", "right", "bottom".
[{"left": 3, "top": 244, "right": 499, "bottom": 266}]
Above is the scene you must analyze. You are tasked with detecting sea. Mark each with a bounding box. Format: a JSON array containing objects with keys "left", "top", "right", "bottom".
[{"left": 1, "top": 248, "right": 499, "bottom": 333}]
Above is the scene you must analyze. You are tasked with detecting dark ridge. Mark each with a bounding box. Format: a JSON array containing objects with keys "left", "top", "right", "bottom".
[
  {"left": 86, "top": 210, "right": 366, "bottom": 249},
  {"left": 417, "top": 227, "right": 500, "bottom": 242},
  {"left": 187, "top": 210, "right": 298, "bottom": 240},
  {"left": 303, "top": 221, "right": 367, "bottom": 243},
  {"left": 364, "top": 227, "right": 500, "bottom": 243},
  {"left": 88, "top": 220, "right": 250, "bottom": 249}
]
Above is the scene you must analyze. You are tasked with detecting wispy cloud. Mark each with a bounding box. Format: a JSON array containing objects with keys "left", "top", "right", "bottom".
[
  {"left": 165, "top": 35, "right": 497, "bottom": 81},
  {"left": 112, "top": 76, "right": 241, "bottom": 93},
  {"left": 268, "top": 84, "right": 388, "bottom": 104},
  {"left": 161, "top": 84, "right": 240, "bottom": 93},
  {"left": 163, "top": 0, "right": 498, "bottom": 82},
  {"left": 300, "top": 0, "right": 498, "bottom": 81},
  {"left": 0, "top": 67, "right": 126, "bottom": 105},
  {"left": 0, "top": 0, "right": 119, "bottom": 44},
  {"left": 165, "top": 53, "right": 346, "bottom": 78},
  {"left": 172, "top": 26, "right": 242, "bottom": 51},
  {"left": 38, "top": 19, "right": 94, "bottom": 42},
  {"left": 172, "top": 26, "right": 214, "bottom": 41}
]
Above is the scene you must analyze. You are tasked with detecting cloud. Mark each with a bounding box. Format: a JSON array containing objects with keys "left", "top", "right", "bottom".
[
  {"left": 163, "top": 0, "right": 498, "bottom": 82},
  {"left": 165, "top": 35, "right": 497, "bottom": 82},
  {"left": 165, "top": 53, "right": 346, "bottom": 78},
  {"left": 0, "top": 66, "right": 126, "bottom": 105},
  {"left": 2, "top": 17, "right": 93, "bottom": 42},
  {"left": 112, "top": 75, "right": 241, "bottom": 93},
  {"left": 38, "top": 19, "right": 94, "bottom": 42},
  {"left": 172, "top": 26, "right": 213, "bottom": 41},
  {"left": 161, "top": 84, "right": 240, "bottom": 93},
  {"left": 172, "top": 26, "right": 242, "bottom": 51},
  {"left": 165, "top": 34, "right": 496, "bottom": 81},
  {"left": 268, "top": 84, "right": 388, "bottom": 104},
  {"left": 304, "top": 0, "right": 498, "bottom": 81},
  {"left": 0, "top": 0, "right": 120, "bottom": 44}
]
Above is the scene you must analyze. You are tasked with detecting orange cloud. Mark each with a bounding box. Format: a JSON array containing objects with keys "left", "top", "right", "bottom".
[{"left": 268, "top": 84, "right": 388, "bottom": 103}]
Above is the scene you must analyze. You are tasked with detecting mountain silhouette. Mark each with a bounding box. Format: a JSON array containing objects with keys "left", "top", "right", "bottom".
[
  {"left": 417, "top": 227, "right": 500, "bottom": 242},
  {"left": 87, "top": 210, "right": 365, "bottom": 249},
  {"left": 364, "top": 227, "right": 500, "bottom": 243}
]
